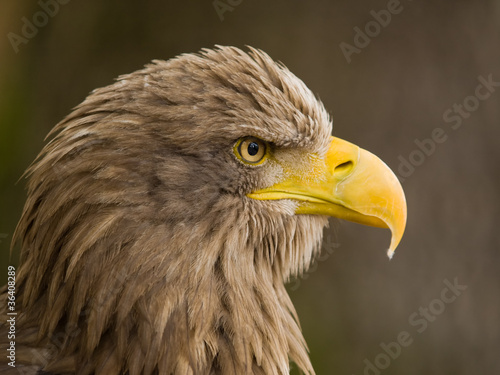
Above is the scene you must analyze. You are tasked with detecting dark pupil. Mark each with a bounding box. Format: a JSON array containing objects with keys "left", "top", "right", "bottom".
[{"left": 248, "top": 142, "right": 259, "bottom": 156}]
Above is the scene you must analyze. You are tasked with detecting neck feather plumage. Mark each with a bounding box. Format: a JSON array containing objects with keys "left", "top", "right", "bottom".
[{"left": 11, "top": 189, "right": 326, "bottom": 374}]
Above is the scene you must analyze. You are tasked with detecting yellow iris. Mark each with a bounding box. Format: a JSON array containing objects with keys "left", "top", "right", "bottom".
[{"left": 234, "top": 137, "right": 269, "bottom": 165}]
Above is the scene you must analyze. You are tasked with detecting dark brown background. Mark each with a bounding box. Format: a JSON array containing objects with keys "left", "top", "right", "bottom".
[{"left": 1, "top": 0, "right": 499, "bottom": 374}]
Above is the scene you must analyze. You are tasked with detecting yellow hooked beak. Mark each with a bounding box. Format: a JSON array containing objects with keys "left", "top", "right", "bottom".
[{"left": 248, "top": 136, "right": 407, "bottom": 258}]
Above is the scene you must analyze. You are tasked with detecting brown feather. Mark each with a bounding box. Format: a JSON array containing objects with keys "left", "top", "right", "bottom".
[{"left": 0, "top": 46, "right": 332, "bottom": 374}]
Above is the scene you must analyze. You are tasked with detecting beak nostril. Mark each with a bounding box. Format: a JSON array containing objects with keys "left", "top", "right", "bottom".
[{"left": 334, "top": 161, "right": 354, "bottom": 174}]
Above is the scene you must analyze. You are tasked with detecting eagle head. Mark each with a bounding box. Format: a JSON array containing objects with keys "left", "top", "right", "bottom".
[{"left": 4, "top": 46, "right": 406, "bottom": 374}]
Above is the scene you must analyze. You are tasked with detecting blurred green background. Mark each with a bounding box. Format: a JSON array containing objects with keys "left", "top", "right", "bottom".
[{"left": 1, "top": 0, "right": 499, "bottom": 374}]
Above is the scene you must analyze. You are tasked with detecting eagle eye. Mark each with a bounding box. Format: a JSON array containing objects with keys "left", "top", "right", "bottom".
[{"left": 234, "top": 137, "right": 268, "bottom": 165}]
